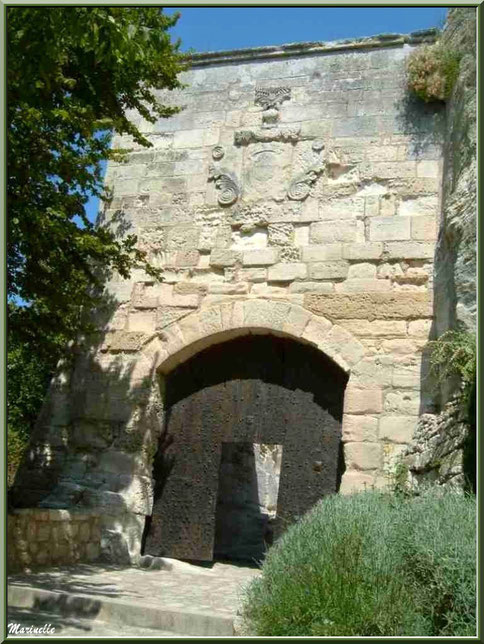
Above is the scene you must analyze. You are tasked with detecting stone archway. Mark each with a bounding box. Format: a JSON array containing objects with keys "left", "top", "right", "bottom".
[
  {"left": 145, "top": 333, "right": 348, "bottom": 561},
  {"left": 149, "top": 299, "right": 365, "bottom": 377},
  {"left": 138, "top": 299, "right": 365, "bottom": 561}
]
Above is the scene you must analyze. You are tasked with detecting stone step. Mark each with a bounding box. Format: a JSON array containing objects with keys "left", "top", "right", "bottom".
[
  {"left": 8, "top": 584, "right": 235, "bottom": 637},
  {"left": 7, "top": 607, "right": 186, "bottom": 638}
]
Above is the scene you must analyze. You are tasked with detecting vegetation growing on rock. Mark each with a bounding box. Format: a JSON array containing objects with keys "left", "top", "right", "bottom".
[{"left": 406, "top": 40, "right": 461, "bottom": 102}]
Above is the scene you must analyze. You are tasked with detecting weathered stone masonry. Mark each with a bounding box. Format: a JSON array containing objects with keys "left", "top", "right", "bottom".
[{"left": 11, "top": 28, "right": 451, "bottom": 565}]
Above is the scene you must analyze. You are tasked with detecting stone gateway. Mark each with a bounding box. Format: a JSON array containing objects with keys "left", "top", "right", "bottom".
[
  {"left": 11, "top": 20, "right": 474, "bottom": 568},
  {"left": 144, "top": 335, "right": 347, "bottom": 560}
]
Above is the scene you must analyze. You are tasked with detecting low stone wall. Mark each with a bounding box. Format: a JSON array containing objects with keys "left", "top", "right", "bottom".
[{"left": 7, "top": 509, "right": 101, "bottom": 572}]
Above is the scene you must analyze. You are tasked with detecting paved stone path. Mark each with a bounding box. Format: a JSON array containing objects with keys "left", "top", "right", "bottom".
[
  {"left": 7, "top": 607, "right": 183, "bottom": 638},
  {"left": 8, "top": 560, "right": 261, "bottom": 637}
]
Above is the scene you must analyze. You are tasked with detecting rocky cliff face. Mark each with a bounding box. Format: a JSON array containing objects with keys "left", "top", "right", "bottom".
[
  {"left": 435, "top": 7, "right": 476, "bottom": 340},
  {"left": 404, "top": 8, "right": 476, "bottom": 490}
]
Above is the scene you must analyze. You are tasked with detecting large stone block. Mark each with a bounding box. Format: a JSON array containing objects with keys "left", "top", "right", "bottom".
[
  {"left": 397, "top": 195, "right": 439, "bottom": 217},
  {"left": 310, "top": 220, "right": 358, "bottom": 243},
  {"left": 350, "top": 357, "right": 393, "bottom": 387},
  {"left": 301, "top": 316, "right": 333, "bottom": 347},
  {"left": 416, "top": 160, "right": 440, "bottom": 178},
  {"left": 319, "top": 197, "right": 365, "bottom": 220},
  {"left": 174, "top": 250, "right": 201, "bottom": 267},
  {"left": 208, "top": 282, "right": 249, "bottom": 294},
  {"left": 166, "top": 225, "right": 200, "bottom": 251},
  {"left": 209, "top": 249, "right": 242, "bottom": 267},
  {"left": 268, "top": 263, "right": 307, "bottom": 281},
  {"left": 127, "top": 311, "right": 156, "bottom": 333},
  {"left": 301, "top": 244, "right": 343, "bottom": 262},
  {"left": 379, "top": 416, "right": 417, "bottom": 443},
  {"left": 174, "top": 282, "right": 209, "bottom": 296},
  {"left": 384, "top": 242, "right": 435, "bottom": 260},
  {"left": 156, "top": 307, "right": 191, "bottom": 331},
  {"left": 332, "top": 116, "right": 380, "bottom": 138},
  {"left": 371, "top": 161, "right": 416, "bottom": 179},
  {"left": 342, "top": 242, "right": 383, "bottom": 260},
  {"left": 282, "top": 306, "right": 312, "bottom": 337},
  {"left": 384, "top": 391, "right": 421, "bottom": 415},
  {"left": 340, "top": 319, "right": 407, "bottom": 337},
  {"left": 347, "top": 263, "right": 377, "bottom": 279},
  {"left": 242, "top": 248, "right": 279, "bottom": 266},
  {"left": 342, "top": 415, "right": 379, "bottom": 442},
  {"left": 344, "top": 442, "right": 382, "bottom": 470},
  {"left": 304, "top": 292, "right": 433, "bottom": 321},
  {"left": 178, "top": 314, "right": 203, "bottom": 345},
  {"left": 102, "top": 331, "right": 147, "bottom": 352},
  {"left": 339, "top": 471, "right": 375, "bottom": 494},
  {"left": 344, "top": 388, "right": 383, "bottom": 414},
  {"left": 289, "top": 281, "right": 334, "bottom": 294},
  {"left": 324, "top": 325, "right": 366, "bottom": 367},
  {"left": 369, "top": 216, "right": 411, "bottom": 241},
  {"left": 238, "top": 268, "right": 267, "bottom": 282},
  {"left": 380, "top": 338, "right": 418, "bottom": 356},
  {"left": 244, "top": 300, "right": 291, "bottom": 331},
  {"left": 411, "top": 216, "right": 438, "bottom": 240},
  {"left": 308, "top": 261, "right": 349, "bottom": 280},
  {"left": 407, "top": 319, "right": 433, "bottom": 337},
  {"left": 335, "top": 279, "right": 391, "bottom": 293}
]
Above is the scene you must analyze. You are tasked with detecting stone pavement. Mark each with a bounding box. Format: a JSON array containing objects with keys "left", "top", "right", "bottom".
[
  {"left": 7, "top": 607, "right": 183, "bottom": 638},
  {"left": 7, "top": 560, "right": 261, "bottom": 637}
]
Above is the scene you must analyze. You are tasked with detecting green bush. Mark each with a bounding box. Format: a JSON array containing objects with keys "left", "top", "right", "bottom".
[
  {"left": 242, "top": 489, "right": 476, "bottom": 637},
  {"left": 406, "top": 41, "right": 461, "bottom": 102}
]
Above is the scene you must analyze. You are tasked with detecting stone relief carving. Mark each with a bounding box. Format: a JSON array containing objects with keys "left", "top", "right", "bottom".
[
  {"left": 255, "top": 87, "right": 291, "bottom": 110},
  {"left": 262, "top": 108, "right": 279, "bottom": 127},
  {"left": 243, "top": 143, "right": 293, "bottom": 202},
  {"left": 255, "top": 87, "right": 292, "bottom": 128},
  {"left": 208, "top": 164, "right": 240, "bottom": 206},
  {"left": 212, "top": 145, "right": 225, "bottom": 160},
  {"left": 234, "top": 126, "right": 301, "bottom": 146},
  {"left": 287, "top": 163, "right": 326, "bottom": 201}
]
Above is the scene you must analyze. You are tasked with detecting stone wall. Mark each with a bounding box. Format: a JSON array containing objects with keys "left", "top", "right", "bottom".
[
  {"left": 11, "top": 29, "right": 448, "bottom": 563},
  {"left": 7, "top": 509, "right": 101, "bottom": 572}
]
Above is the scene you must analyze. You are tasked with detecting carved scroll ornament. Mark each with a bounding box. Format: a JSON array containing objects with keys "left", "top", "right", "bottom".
[
  {"left": 287, "top": 163, "right": 325, "bottom": 201},
  {"left": 212, "top": 145, "right": 225, "bottom": 160},
  {"left": 208, "top": 164, "right": 240, "bottom": 206}
]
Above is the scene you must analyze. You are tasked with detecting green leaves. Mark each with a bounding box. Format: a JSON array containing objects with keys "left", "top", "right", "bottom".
[
  {"left": 8, "top": 6, "right": 186, "bottom": 321},
  {"left": 7, "top": 7, "right": 187, "bottom": 465},
  {"left": 427, "top": 329, "right": 476, "bottom": 412}
]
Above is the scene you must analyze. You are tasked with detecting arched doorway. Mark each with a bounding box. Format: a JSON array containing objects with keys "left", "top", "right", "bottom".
[{"left": 144, "top": 334, "right": 348, "bottom": 561}]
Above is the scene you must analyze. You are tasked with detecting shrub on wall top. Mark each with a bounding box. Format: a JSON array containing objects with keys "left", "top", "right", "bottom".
[{"left": 406, "top": 41, "right": 461, "bottom": 103}]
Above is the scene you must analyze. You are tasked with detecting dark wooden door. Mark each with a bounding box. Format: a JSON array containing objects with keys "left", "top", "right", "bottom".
[{"left": 144, "top": 335, "right": 347, "bottom": 560}]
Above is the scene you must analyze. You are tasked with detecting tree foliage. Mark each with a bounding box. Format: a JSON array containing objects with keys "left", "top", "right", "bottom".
[
  {"left": 7, "top": 7, "right": 187, "bottom": 478},
  {"left": 8, "top": 7, "right": 186, "bottom": 318}
]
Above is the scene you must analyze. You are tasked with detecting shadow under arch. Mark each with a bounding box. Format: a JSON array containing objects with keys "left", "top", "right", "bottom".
[{"left": 144, "top": 313, "right": 350, "bottom": 562}]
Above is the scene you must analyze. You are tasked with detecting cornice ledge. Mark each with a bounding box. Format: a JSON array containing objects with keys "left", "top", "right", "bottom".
[{"left": 188, "top": 28, "right": 439, "bottom": 67}]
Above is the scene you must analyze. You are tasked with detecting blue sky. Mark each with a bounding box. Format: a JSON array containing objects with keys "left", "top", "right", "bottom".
[
  {"left": 165, "top": 7, "right": 448, "bottom": 52},
  {"left": 85, "top": 6, "right": 447, "bottom": 223}
]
